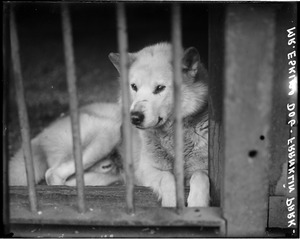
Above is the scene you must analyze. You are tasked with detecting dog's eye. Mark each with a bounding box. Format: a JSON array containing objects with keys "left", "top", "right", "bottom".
[
  {"left": 154, "top": 85, "right": 166, "bottom": 94},
  {"left": 131, "top": 83, "right": 138, "bottom": 92}
]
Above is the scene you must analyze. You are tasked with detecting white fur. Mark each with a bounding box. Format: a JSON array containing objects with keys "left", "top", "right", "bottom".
[
  {"left": 9, "top": 102, "right": 123, "bottom": 186},
  {"left": 126, "top": 43, "right": 210, "bottom": 207},
  {"left": 10, "top": 43, "right": 210, "bottom": 207}
]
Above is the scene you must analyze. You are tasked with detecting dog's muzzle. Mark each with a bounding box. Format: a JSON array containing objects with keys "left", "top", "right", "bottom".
[{"left": 131, "top": 111, "right": 144, "bottom": 126}]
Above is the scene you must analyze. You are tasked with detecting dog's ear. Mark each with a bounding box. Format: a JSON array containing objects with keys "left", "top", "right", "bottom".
[
  {"left": 108, "top": 53, "right": 136, "bottom": 73},
  {"left": 182, "top": 47, "right": 200, "bottom": 79}
]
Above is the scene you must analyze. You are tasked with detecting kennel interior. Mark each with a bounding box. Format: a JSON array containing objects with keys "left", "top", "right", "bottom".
[{"left": 3, "top": 2, "right": 298, "bottom": 237}]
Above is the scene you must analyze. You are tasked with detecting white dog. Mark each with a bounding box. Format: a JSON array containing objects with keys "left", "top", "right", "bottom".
[
  {"left": 9, "top": 103, "right": 123, "bottom": 186},
  {"left": 10, "top": 42, "right": 209, "bottom": 207}
]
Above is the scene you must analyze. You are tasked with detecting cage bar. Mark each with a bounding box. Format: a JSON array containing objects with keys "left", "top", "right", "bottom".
[
  {"left": 171, "top": 3, "right": 185, "bottom": 212},
  {"left": 8, "top": 3, "right": 228, "bottom": 235},
  {"left": 116, "top": 3, "right": 135, "bottom": 214},
  {"left": 9, "top": 4, "right": 38, "bottom": 213},
  {"left": 3, "top": 4, "right": 11, "bottom": 235},
  {"left": 208, "top": 5, "right": 225, "bottom": 207},
  {"left": 61, "top": 3, "right": 86, "bottom": 213}
]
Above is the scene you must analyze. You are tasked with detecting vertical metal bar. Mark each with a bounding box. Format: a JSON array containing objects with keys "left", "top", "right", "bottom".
[
  {"left": 222, "top": 5, "right": 275, "bottom": 236},
  {"left": 116, "top": 3, "right": 135, "bottom": 214},
  {"left": 61, "top": 3, "right": 86, "bottom": 213},
  {"left": 9, "top": 4, "right": 38, "bottom": 213},
  {"left": 208, "top": 5, "right": 225, "bottom": 207},
  {"left": 3, "top": 3, "right": 11, "bottom": 234},
  {"left": 171, "top": 3, "right": 185, "bottom": 212}
]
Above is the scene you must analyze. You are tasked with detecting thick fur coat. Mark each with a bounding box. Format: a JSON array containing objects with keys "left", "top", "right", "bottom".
[{"left": 9, "top": 42, "right": 209, "bottom": 207}]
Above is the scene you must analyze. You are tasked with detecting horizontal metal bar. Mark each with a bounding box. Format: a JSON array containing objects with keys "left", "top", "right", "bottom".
[
  {"left": 9, "top": 4, "right": 38, "bottom": 213},
  {"left": 61, "top": 3, "right": 86, "bottom": 213}
]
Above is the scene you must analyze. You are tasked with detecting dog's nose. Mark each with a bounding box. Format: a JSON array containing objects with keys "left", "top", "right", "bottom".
[{"left": 131, "top": 111, "right": 144, "bottom": 126}]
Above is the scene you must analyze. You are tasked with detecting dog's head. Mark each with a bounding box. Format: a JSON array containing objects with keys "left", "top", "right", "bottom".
[{"left": 109, "top": 43, "right": 208, "bottom": 130}]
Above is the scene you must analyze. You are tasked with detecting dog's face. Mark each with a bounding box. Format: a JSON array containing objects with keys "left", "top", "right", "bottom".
[
  {"left": 109, "top": 43, "right": 206, "bottom": 129},
  {"left": 127, "top": 58, "right": 174, "bottom": 129}
]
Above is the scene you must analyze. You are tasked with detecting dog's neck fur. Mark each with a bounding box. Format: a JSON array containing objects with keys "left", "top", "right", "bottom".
[
  {"left": 155, "top": 79, "right": 208, "bottom": 133},
  {"left": 141, "top": 79, "right": 208, "bottom": 165},
  {"left": 140, "top": 103, "right": 208, "bottom": 174},
  {"left": 150, "top": 100, "right": 208, "bottom": 136}
]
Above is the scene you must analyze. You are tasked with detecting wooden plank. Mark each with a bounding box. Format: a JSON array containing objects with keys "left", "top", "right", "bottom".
[
  {"left": 10, "top": 186, "right": 159, "bottom": 209},
  {"left": 10, "top": 224, "right": 220, "bottom": 238},
  {"left": 171, "top": 3, "right": 185, "bottom": 212},
  {"left": 9, "top": 186, "right": 225, "bottom": 230},
  {"left": 10, "top": 205, "right": 224, "bottom": 227},
  {"left": 222, "top": 5, "right": 275, "bottom": 237},
  {"left": 116, "top": 3, "right": 135, "bottom": 214},
  {"left": 208, "top": 5, "right": 225, "bottom": 207},
  {"left": 9, "top": 4, "right": 38, "bottom": 213}
]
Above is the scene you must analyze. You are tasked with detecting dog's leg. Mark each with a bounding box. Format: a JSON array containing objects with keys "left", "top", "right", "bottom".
[
  {"left": 45, "top": 159, "right": 75, "bottom": 185},
  {"left": 136, "top": 160, "right": 177, "bottom": 207},
  {"left": 159, "top": 172, "right": 177, "bottom": 207},
  {"left": 9, "top": 137, "right": 48, "bottom": 185},
  {"left": 65, "top": 158, "right": 123, "bottom": 186},
  {"left": 45, "top": 140, "right": 119, "bottom": 185},
  {"left": 187, "top": 170, "right": 210, "bottom": 207},
  {"left": 65, "top": 172, "right": 122, "bottom": 186},
  {"left": 46, "top": 125, "right": 121, "bottom": 185}
]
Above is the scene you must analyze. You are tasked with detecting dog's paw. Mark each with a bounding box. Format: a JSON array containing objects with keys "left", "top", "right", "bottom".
[
  {"left": 161, "top": 192, "right": 177, "bottom": 207},
  {"left": 45, "top": 168, "right": 66, "bottom": 185},
  {"left": 160, "top": 173, "right": 176, "bottom": 207},
  {"left": 187, "top": 189, "right": 209, "bottom": 207},
  {"left": 187, "top": 171, "right": 210, "bottom": 207}
]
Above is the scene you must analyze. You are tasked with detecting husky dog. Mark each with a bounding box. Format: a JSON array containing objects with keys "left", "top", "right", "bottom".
[
  {"left": 9, "top": 102, "right": 123, "bottom": 186},
  {"left": 110, "top": 43, "right": 209, "bottom": 207},
  {"left": 9, "top": 42, "right": 209, "bottom": 207}
]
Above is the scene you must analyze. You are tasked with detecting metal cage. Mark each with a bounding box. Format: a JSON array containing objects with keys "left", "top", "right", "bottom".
[{"left": 3, "top": 2, "right": 298, "bottom": 237}]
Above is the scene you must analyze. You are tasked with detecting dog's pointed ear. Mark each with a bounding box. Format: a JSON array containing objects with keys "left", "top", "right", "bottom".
[
  {"left": 108, "top": 53, "right": 136, "bottom": 73},
  {"left": 108, "top": 53, "right": 120, "bottom": 71},
  {"left": 182, "top": 47, "right": 200, "bottom": 79}
]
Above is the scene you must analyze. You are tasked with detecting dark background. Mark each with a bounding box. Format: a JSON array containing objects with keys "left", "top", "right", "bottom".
[{"left": 8, "top": 2, "right": 209, "bottom": 154}]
